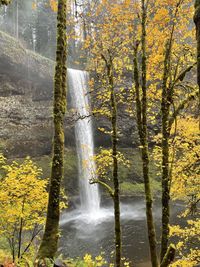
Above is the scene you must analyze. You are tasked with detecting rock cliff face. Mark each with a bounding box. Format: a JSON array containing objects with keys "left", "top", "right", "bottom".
[
  {"left": 0, "top": 31, "right": 136, "bottom": 158},
  {"left": 0, "top": 31, "right": 75, "bottom": 157}
]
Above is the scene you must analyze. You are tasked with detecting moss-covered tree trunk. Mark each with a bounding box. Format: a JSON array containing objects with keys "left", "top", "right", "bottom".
[
  {"left": 194, "top": 0, "right": 200, "bottom": 128},
  {"left": 194, "top": 0, "right": 200, "bottom": 86},
  {"left": 132, "top": 2, "right": 159, "bottom": 267},
  {"left": 0, "top": 0, "right": 11, "bottom": 5},
  {"left": 107, "top": 58, "right": 121, "bottom": 267},
  {"left": 38, "top": 0, "right": 67, "bottom": 259},
  {"left": 160, "top": 41, "right": 171, "bottom": 261}
]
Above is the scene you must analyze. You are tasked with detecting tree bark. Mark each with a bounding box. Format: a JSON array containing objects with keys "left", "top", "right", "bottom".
[
  {"left": 160, "top": 41, "right": 171, "bottom": 261},
  {"left": 37, "top": 0, "right": 67, "bottom": 259},
  {"left": 194, "top": 0, "right": 200, "bottom": 128},
  {"left": 109, "top": 62, "right": 121, "bottom": 267},
  {"left": 160, "top": 244, "right": 176, "bottom": 267},
  {"left": 194, "top": 0, "right": 200, "bottom": 88},
  {"left": 0, "top": 0, "right": 11, "bottom": 5},
  {"left": 132, "top": 2, "right": 159, "bottom": 266}
]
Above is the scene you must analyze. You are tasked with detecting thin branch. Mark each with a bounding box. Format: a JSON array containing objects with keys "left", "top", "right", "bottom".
[
  {"left": 170, "top": 63, "right": 197, "bottom": 92},
  {"left": 160, "top": 244, "right": 176, "bottom": 267},
  {"left": 90, "top": 179, "right": 114, "bottom": 198},
  {"left": 20, "top": 227, "right": 43, "bottom": 258},
  {"left": 169, "top": 90, "right": 198, "bottom": 129},
  {"left": 133, "top": 41, "right": 143, "bottom": 137}
]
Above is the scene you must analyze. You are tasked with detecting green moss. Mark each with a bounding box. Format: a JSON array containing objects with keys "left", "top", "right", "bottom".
[
  {"left": 195, "top": 0, "right": 200, "bottom": 8},
  {"left": 118, "top": 148, "right": 159, "bottom": 182},
  {"left": 120, "top": 180, "right": 161, "bottom": 196},
  {"left": 120, "top": 182, "right": 144, "bottom": 195}
]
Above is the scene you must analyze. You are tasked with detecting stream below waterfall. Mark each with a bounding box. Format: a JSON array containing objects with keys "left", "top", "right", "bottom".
[{"left": 60, "top": 198, "right": 184, "bottom": 266}]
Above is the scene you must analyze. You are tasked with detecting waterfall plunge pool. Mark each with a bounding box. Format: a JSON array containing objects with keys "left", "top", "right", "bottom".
[{"left": 59, "top": 198, "right": 184, "bottom": 267}]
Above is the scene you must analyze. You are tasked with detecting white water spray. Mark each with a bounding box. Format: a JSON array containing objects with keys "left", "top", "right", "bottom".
[{"left": 68, "top": 68, "right": 100, "bottom": 215}]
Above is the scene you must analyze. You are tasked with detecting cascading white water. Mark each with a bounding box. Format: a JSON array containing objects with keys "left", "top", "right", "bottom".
[{"left": 68, "top": 68, "right": 100, "bottom": 215}]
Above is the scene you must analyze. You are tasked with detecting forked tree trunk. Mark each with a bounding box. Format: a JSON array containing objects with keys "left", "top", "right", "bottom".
[{"left": 37, "top": 0, "right": 67, "bottom": 259}]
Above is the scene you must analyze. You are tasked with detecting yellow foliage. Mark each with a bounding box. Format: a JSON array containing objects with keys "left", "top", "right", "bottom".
[
  {"left": 79, "top": 253, "right": 130, "bottom": 267},
  {"left": 171, "top": 117, "right": 200, "bottom": 203},
  {"left": 31, "top": 2, "right": 37, "bottom": 10},
  {"left": 50, "top": 0, "right": 57, "bottom": 12},
  {"left": 0, "top": 156, "right": 48, "bottom": 262},
  {"left": 94, "top": 149, "right": 130, "bottom": 180},
  {"left": 170, "top": 219, "right": 200, "bottom": 267}
]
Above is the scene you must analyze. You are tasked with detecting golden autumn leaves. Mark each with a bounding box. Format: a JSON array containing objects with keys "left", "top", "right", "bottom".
[{"left": 32, "top": 0, "right": 58, "bottom": 12}]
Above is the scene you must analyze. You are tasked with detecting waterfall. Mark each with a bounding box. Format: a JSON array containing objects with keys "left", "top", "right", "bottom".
[{"left": 68, "top": 68, "right": 100, "bottom": 215}]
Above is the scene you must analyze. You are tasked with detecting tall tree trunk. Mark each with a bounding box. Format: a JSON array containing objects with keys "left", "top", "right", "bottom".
[
  {"left": 194, "top": 0, "right": 200, "bottom": 128},
  {"left": 107, "top": 59, "right": 121, "bottom": 267},
  {"left": 160, "top": 2, "right": 181, "bottom": 260},
  {"left": 38, "top": 0, "right": 67, "bottom": 259},
  {"left": 0, "top": 0, "right": 11, "bottom": 5},
  {"left": 18, "top": 198, "right": 25, "bottom": 260},
  {"left": 132, "top": 2, "right": 159, "bottom": 266},
  {"left": 160, "top": 41, "right": 171, "bottom": 261}
]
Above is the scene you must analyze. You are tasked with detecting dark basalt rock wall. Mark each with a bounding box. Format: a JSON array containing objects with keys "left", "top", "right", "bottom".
[
  {"left": 0, "top": 31, "right": 76, "bottom": 157},
  {"left": 0, "top": 31, "right": 136, "bottom": 158}
]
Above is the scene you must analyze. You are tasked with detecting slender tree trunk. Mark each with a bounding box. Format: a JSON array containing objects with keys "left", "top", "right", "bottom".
[
  {"left": 160, "top": 41, "right": 171, "bottom": 261},
  {"left": 18, "top": 198, "right": 25, "bottom": 260},
  {"left": 141, "top": 2, "right": 158, "bottom": 266},
  {"left": 132, "top": 1, "right": 159, "bottom": 266},
  {"left": 107, "top": 58, "right": 121, "bottom": 267},
  {"left": 18, "top": 217, "right": 23, "bottom": 259},
  {"left": 160, "top": 2, "right": 181, "bottom": 260},
  {"left": 194, "top": 0, "right": 200, "bottom": 128},
  {"left": 38, "top": 0, "right": 67, "bottom": 259},
  {"left": 0, "top": 0, "right": 11, "bottom": 5}
]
